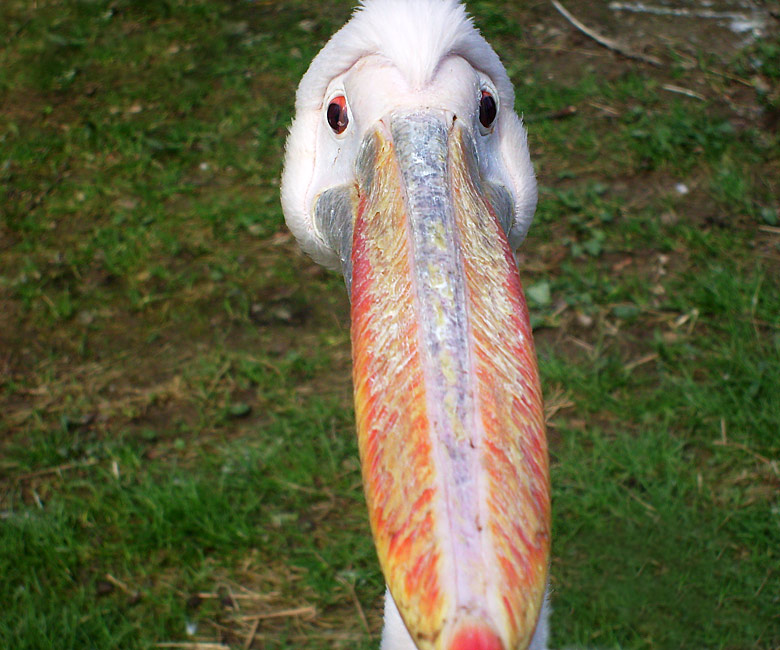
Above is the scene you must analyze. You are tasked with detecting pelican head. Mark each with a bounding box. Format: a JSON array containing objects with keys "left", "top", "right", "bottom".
[{"left": 281, "top": 2, "right": 550, "bottom": 649}]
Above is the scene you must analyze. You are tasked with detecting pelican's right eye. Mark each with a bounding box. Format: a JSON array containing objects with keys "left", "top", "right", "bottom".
[{"left": 327, "top": 95, "right": 349, "bottom": 134}]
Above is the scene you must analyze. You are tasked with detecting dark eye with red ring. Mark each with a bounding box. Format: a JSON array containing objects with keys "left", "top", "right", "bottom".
[
  {"left": 479, "top": 90, "right": 497, "bottom": 129},
  {"left": 327, "top": 95, "right": 349, "bottom": 134}
]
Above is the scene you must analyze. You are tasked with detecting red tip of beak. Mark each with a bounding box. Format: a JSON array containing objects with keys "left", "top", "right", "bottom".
[{"left": 449, "top": 625, "right": 504, "bottom": 650}]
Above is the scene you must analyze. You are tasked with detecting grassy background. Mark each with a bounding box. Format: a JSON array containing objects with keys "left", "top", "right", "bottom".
[{"left": 1, "top": 1, "right": 778, "bottom": 648}]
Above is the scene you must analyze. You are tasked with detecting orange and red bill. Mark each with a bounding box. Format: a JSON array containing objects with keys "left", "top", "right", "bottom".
[{"left": 323, "top": 111, "right": 549, "bottom": 650}]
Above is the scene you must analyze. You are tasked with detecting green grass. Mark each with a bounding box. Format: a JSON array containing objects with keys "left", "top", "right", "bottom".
[{"left": 1, "top": 1, "right": 779, "bottom": 648}]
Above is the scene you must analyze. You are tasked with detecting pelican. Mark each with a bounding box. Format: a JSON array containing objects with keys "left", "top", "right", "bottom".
[{"left": 281, "top": 1, "right": 550, "bottom": 648}]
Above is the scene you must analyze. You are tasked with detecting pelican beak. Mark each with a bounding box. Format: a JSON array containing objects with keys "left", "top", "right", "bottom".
[{"left": 318, "top": 111, "right": 549, "bottom": 650}]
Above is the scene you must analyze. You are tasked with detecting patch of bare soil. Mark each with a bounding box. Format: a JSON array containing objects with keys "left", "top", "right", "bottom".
[{"left": 550, "top": 0, "right": 774, "bottom": 62}]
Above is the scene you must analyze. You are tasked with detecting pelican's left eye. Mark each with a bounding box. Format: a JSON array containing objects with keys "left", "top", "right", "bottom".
[
  {"left": 327, "top": 95, "right": 349, "bottom": 134},
  {"left": 479, "top": 90, "right": 497, "bottom": 129}
]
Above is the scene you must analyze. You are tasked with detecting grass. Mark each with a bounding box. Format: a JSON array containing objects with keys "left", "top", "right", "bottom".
[{"left": 1, "top": 0, "right": 779, "bottom": 648}]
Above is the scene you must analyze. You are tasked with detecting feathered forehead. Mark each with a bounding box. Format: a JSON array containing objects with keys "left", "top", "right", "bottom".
[{"left": 295, "top": 0, "right": 515, "bottom": 111}]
